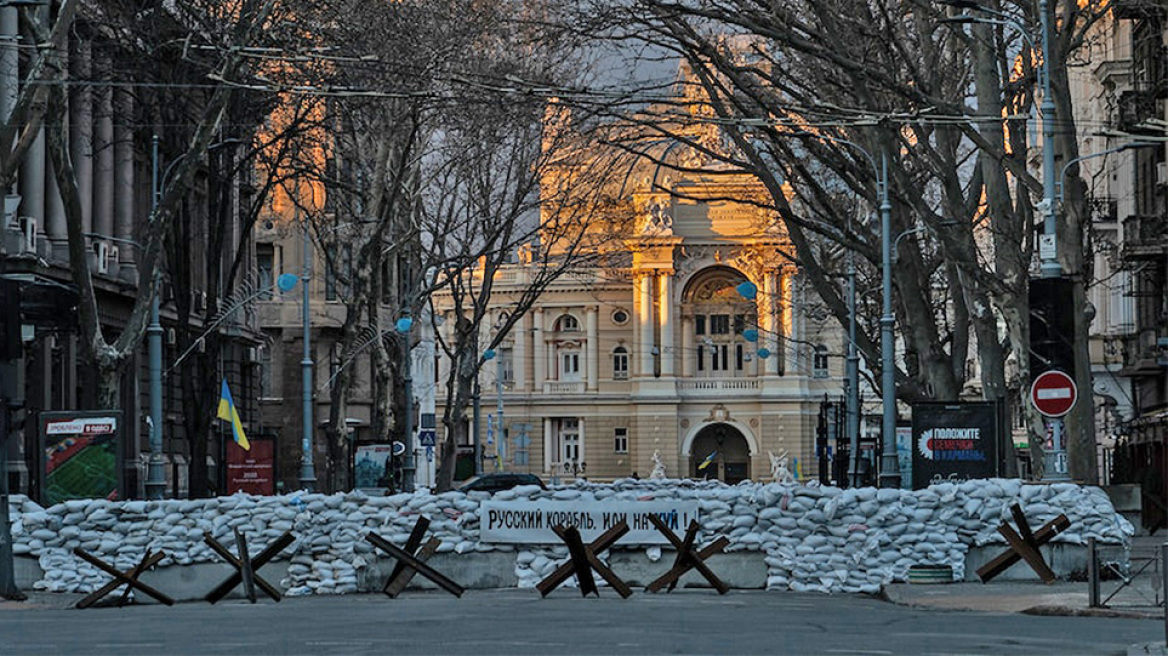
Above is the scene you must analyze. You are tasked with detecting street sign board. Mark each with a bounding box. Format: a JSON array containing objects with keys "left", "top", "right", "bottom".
[
  {"left": 418, "top": 429, "right": 436, "bottom": 447},
  {"left": 910, "top": 402, "right": 1001, "bottom": 490},
  {"left": 1030, "top": 370, "right": 1077, "bottom": 418}
]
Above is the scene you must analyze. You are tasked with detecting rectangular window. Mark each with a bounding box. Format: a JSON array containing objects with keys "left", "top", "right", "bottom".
[
  {"left": 695, "top": 314, "right": 706, "bottom": 335},
  {"left": 561, "top": 351, "right": 580, "bottom": 381},
  {"left": 614, "top": 427, "right": 628, "bottom": 453},
  {"left": 500, "top": 347, "right": 514, "bottom": 384},
  {"left": 613, "top": 349, "right": 629, "bottom": 380},
  {"left": 259, "top": 346, "right": 274, "bottom": 398},
  {"left": 325, "top": 263, "right": 337, "bottom": 301},
  {"left": 560, "top": 418, "right": 580, "bottom": 463},
  {"left": 711, "top": 344, "right": 729, "bottom": 372},
  {"left": 736, "top": 343, "right": 744, "bottom": 370},
  {"left": 256, "top": 244, "right": 274, "bottom": 299},
  {"left": 710, "top": 315, "right": 725, "bottom": 334},
  {"left": 813, "top": 346, "right": 830, "bottom": 378},
  {"left": 733, "top": 314, "right": 745, "bottom": 335},
  {"left": 697, "top": 345, "right": 705, "bottom": 371}
]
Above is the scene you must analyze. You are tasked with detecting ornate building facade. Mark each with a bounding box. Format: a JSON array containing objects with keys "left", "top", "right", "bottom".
[{"left": 432, "top": 171, "right": 844, "bottom": 484}]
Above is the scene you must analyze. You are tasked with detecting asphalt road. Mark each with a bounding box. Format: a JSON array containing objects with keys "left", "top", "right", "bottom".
[{"left": 0, "top": 589, "right": 1160, "bottom": 655}]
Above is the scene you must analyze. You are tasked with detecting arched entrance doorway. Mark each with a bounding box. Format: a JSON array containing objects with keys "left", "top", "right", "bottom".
[{"left": 690, "top": 423, "right": 751, "bottom": 483}]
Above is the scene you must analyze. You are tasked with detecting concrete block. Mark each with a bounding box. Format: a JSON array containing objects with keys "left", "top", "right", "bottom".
[
  {"left": 136, "top": 561, "right": 291, "bottom": 603},
  {"left": 607, "top": 550, "right": 767, "bottom": 589},
  {"left": 14, "top": 555, "right": 43, "bottom": 588},
  {"left": 358, "top": 551, "right": 518, "bottom": 592}
]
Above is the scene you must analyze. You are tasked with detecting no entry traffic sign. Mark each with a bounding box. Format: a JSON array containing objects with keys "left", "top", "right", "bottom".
[{"left": 1030, "top": 370, "right": 1077, "bottom": 418}]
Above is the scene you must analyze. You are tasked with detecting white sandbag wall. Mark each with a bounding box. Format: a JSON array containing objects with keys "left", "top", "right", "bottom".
[{"left": 6, "top": 478, "right": 1133, "bottom": 596}]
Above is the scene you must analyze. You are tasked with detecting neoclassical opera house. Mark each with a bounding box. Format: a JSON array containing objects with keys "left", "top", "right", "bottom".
[{"left": 433, "top": 169, "right": 843, "bottom": 483}]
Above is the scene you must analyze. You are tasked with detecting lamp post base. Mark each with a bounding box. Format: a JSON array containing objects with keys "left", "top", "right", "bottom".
[
  {"left": 879, "top": 455, "right": 902, "bottom": 489},
  {"left": 298, "top": 465, "right": 316, "bottom": 493}
]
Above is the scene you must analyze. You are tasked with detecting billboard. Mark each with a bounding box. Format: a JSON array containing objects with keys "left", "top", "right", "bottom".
[
  {"left": 226, "top": 437, "right": 275, "bottom": 495},
  {"left": 354, "top": 444, "right": 393, "bottom": 493},
  {"left": 910, "top": 402, "right": 1001, "bottom": 490},
  {"left": 41, "top": 411, "right": 123, "bottom": 505}
]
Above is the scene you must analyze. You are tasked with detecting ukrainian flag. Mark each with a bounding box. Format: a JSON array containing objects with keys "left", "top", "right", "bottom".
[
  {"left": 697, "top": 450, "right": 717, "bottom": 470},
  {"left": 217, "top": 379, "right": 250, "bottom": 450}
]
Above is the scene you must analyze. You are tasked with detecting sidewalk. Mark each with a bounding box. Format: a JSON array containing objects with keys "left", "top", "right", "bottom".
[{"left": 882, "top": 580, "right": 1161, "bottom": 619}]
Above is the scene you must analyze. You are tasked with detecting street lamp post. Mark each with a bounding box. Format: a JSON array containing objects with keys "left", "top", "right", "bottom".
[
  {"left": 1037, "top": 0, "right": 1060, "bottom": 278},
  {"left": 396, "top": 313, "right": 415, "bottom": 492},
  {"left": 145, "top": 134, "right": 246, "bottom": 498},
  {"left": 146, "top": 136, "right": 165, "bottom": 500},
  {"left": 788, "top": 131, "right": 900, "bottom": 487},
  {"left": 299, "top": 211, "right": 316, "bottom": 491},
  {"left": 845, "top": 253, "right": 860, "bottom": 488},
  {"left": 940, "top": 0, "right": 1058, "bottom": 276},
  {"left": 877, "top": 152, "right": 900, "bottom": 489}
]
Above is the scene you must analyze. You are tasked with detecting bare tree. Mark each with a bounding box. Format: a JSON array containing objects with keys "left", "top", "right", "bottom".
[{"left": 562, "top": 0, "right": 1108, "bottom": 479}]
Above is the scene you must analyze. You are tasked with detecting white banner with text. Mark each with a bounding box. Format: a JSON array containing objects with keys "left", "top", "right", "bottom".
[{"left": 479, "top": 500, "right": 700, "bottom": 544}]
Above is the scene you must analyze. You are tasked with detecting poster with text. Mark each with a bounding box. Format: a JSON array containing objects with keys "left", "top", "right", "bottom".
[
  {"left": 910, "top": 402, "right": 1000, "bottom": 490},
  {"left": 226, "top": 437, "right": 275, "bottom": 495},
  {"left": 42, "top": 412, "right": 122, "bottom": 505}
]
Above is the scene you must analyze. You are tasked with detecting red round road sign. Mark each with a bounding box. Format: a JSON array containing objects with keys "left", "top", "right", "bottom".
[{"left": 1030, "top": 370, "right": 1078, "bottom": 418}]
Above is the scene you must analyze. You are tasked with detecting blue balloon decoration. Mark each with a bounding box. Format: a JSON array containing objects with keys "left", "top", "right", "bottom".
[
  {"left": 483, "top": 349, "right": 496, "bottom": 361},
  {"left": 395, "top": 317, "right": 413, "bottom": 333},
  {"left": 743, "top": 329, "right": 759, "bottom": 343},
  {"left": 736, "top": 281, "right": 758, "bottom": 300},
  {"left": 276, "top": 273, "right": 299, "bottom": 292},
  {"left": 757, "top": 347, "right": 771, "bottom": 359}
]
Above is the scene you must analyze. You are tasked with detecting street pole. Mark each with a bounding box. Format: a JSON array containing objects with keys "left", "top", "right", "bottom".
[
  {"left": 399, "top": 311, "right": 415, "bottom": 493},
  {"left": 496, "top": 349, "right": 505, "bottom": 469},
  {"left": 879, "top": 151, "right": 900, "bottom": 489},
  {"left": 145, "top": 135, "right": 165, "bottom": 500},
  {"left": 473, "top": 377, "right": 482, "bottom": 476},
  {"left": 1038, "top": 0, "right": 1060, "bottom": 279},
  {"left": 299, "top": 211, "right": 316, "bottom": 491},
  {"left": 0, "top": 397, "right": 21, "bottom": 600},
  {"left": 846, "top": 252, "right": 860, "bottom": 488}
]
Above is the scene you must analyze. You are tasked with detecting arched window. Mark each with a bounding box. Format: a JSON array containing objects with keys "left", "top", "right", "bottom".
[
  {"left": 612, "top": 346, "right": 629, "bottom": 380},
  {"left": 683, "top": 267, "right": 758, "bottom": 378},
  {"left": 554, "top": 314, "right": 579, "bottom": 332}
]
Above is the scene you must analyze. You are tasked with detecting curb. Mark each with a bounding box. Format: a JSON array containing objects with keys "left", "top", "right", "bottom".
[{"left": 1022, "top": 604, "right": 1161, "bottom": 620}]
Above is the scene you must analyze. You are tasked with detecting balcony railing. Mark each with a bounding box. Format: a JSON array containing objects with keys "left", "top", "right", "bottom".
[
  {"left": 545, "top": 381, "right": 585, "bottom": 394},
  {"left": 1118, "top": 89, "right": 1160, "bottom": 131},
  {"left": 1122, "top": 214, "right": 1167, "bottom": 260},
  {"left": 677, "top": 379, "right": 761, "bottom": 392},
  {"left": 1112, "top": 0, "right": 1166, "bottom": 20}
]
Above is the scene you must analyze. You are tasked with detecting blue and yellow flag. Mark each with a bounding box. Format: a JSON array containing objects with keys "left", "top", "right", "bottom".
[
  {"left": 217, "top": 379, "right": 250, "bottom": 450},
  {"left": 697, "top": 450, "right": 717, "bottom": 470}
]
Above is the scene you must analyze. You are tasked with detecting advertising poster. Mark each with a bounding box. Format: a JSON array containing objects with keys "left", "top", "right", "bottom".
[
  {"left": 910, "top": 402, "right": 1000, "bottom": 490},
  {"left": 226, "top": 437, "right": 275, "bottom": 495},
  {"left": 354, "top": 444, "right": 393, "bottom": 493},
  {"left": 42, "top": 412, "right": 122, "bottom": 505}
]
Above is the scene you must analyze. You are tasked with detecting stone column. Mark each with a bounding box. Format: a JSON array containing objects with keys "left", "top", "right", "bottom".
[
  {"left": 0, "top": 7, "right": 16, "bottom": 125},
  {"left": 69, "top": 39, "right": 93, "bottom": 235},
  {"left": 764, "top": 271, "right": 780, "bottom": 375},
  {"left": 680, "top": 315, "right": 694, "bottom": 377},
  {"left": 93, "top": 61, "right": 115, "bottom": 239},
  {"left": 658, "top": 272, "right": 674, "bottom": 376},
  {"left": 114, "top": 89, "right": 136, "bottom": 282},
  {"left": 514, "top": 311, "right": 528, "bottom": 392},
  {"left": 638, "top": 272, "right": 654, "bottom": 376},
  {"left": 585, "top": 306, "right": 598, "bottom": 391},
  {"left": 532, "top": 308, "right": 545, "bottom": 389},
  {"left": 18, "top": 130, "right": 44, "bottom": 231},
  {"left": 782, "top": 270, "right": 797, "bottom": 376},
  {"left": 543, "top": 417, "right": 554, "bottom": 473}
]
